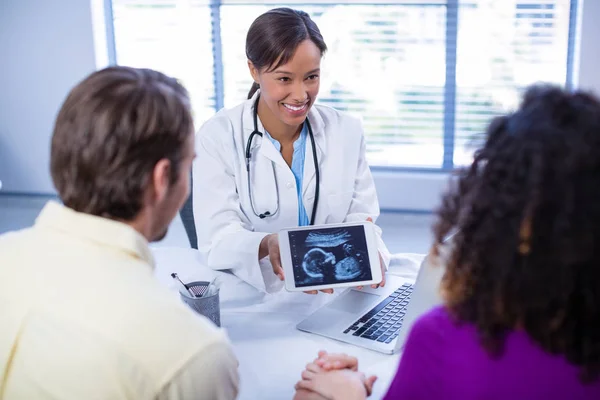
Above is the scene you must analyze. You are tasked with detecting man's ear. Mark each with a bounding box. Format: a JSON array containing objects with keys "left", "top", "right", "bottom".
[
  {"left": 248, "top": 60, "right": 260, "bottom": 84},
  {"left": 151, "top": 158, "right": 171, "bottom": 204}
]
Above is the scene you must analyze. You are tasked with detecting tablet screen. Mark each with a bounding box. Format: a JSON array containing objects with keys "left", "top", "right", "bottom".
[{"left": 288, "top": 225, "right": 373, "bottom": 288}]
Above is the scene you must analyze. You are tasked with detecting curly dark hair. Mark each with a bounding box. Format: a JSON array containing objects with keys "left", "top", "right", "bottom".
[{"left": 433, "top": 85, "right": 600, "bottom": 383}]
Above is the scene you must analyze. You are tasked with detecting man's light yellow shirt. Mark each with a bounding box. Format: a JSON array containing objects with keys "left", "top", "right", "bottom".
[{"left": 0, "top": 202, "right": 239, "bottom": 399}]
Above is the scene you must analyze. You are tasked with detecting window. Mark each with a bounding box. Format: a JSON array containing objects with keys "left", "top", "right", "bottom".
[
  {"left": 111, "top": 1, "right": 216, "bottom": 123},
  {"left": 454, "top": 1, "right": 573, "bottom": 166},
  {"left": 109, "top": 0, "right": 577, "bottom": 169}
]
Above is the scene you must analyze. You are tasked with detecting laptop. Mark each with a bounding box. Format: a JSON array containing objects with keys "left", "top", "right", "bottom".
[{"left": 296, "top": 253, "right": 445, "bottom": 354}]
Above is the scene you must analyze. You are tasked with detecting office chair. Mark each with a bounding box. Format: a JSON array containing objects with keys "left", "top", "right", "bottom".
[{"left": 180, "top": 174, "right": 198, "bottom": 249}]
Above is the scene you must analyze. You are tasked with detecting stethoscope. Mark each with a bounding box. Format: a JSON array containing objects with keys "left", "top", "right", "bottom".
[{"left": 245, "top": 94, "right": 320, "bottom": 224}]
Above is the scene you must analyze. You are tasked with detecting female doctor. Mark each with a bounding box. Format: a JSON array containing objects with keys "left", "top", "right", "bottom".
[{"left": 193, "top": 8, "right": 390, "bottom": 293}]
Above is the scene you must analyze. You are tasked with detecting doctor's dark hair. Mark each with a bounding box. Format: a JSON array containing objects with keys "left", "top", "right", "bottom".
[
  {"left": 50, "top": 66, "right": 193, "bottom": 220},
  {"left": 246, "top": 7, "right": 327, "bottom": 99},
  {"left": 433, "top": 85, "right": 600, "bottom": 383}
]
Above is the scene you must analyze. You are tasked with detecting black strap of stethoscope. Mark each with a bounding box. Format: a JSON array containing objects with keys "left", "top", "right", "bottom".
[
  {"left": 306, "top": 120, "right": 319, "bottom": 225},
  {"left": 245, "top": 96, "right": 262, "bottom": 162},
  {"left": 248, "top": 94, "right": 319, "bottom": 225}
]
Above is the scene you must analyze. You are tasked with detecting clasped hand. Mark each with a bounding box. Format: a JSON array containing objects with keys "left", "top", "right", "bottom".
[{"left": 293, "top": 351, "right": 377, "bottom": 400}]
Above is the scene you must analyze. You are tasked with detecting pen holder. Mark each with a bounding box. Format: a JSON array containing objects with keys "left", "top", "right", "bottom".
[{"left": 179, "top": 281, "right": 221, "bottom": 327}]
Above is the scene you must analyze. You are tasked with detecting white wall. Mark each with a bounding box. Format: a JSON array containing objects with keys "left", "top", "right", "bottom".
[
  {"left": 374, "top": 171, "right": 449, "bottom": 212},
  {"left": 0, "top": 0, "right": 97, "bottom": 194},
  {"left": 575, "top": 0, "right": 600, "bottom": 94}
]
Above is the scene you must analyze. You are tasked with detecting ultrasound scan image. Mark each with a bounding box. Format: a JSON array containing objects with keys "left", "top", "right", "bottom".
[{"left": 288, "top": 226, "right": 372, "bottom": 287}]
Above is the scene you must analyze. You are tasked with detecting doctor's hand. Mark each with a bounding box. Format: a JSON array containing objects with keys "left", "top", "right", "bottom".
[
  {"left": 259, "top": 234, "right": 333, "bottom": 295},
  {"left": 259, "top": 233, "right": 285, "bottom": 280},
  {"left": 356, "top": 254, "right": 386, "bottom": 290},
  {"left": 356, "top": 218, "right": 386, "bottom": 291}
]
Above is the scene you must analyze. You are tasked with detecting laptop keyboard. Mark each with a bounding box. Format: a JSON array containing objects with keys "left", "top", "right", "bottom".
[{"left": 343, "top": 283, "right": 413, "bottom": 344}]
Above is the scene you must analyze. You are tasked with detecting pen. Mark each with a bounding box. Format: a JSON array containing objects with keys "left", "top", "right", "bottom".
[
  {"left": 171, "top": 273, "right": 196, "bottom": 297},
  {"left": 204, "top": 277, "right": 217, "bottom": 297}
]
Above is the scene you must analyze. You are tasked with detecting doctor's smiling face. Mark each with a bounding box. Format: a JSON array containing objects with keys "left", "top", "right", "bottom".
[
  {"left": 246, "top": 8, "right": 327, "bottom": 138},
  {"left": 249, "top": 40, "right": 322, "bottom": 131}
]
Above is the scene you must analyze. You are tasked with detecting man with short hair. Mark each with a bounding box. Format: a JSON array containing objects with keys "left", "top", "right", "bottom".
[{"left": 0, "top": 66, "right": 239, "bottom": 399}]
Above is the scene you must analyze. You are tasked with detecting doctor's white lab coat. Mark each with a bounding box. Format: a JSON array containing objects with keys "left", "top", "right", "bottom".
[{"left": 193, "top": 92, "right": 391, "bottom": 292}]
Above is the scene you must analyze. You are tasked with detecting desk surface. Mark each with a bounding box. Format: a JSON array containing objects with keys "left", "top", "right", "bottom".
[{"left": 151, "top": 246, "right": 424, "bottom": 400}]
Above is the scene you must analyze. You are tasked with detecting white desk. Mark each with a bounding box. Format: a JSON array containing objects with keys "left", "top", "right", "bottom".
[{"left": 152, "top": 246, "right": 424, "bottom": 400}]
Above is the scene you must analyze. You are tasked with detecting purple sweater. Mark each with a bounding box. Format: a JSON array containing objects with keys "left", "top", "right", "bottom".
[{"left": 384, "top": 306, "right": 600, "bottom": 400}]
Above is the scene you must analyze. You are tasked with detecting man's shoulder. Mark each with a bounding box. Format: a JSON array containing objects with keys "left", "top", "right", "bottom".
[
  {"left": 0, "top": 227, "right": 37, "bottom": 254},
  {"left": 96, "top": 276, "right": 231, "bottom": 355},
  {"left": 127, "top": 291, "right": 235, "bottom": 384},
  {"left": 66, "top": 277, "right": 234, "bottom": 385},
  {"left": 0, "top": 226, "right": 33, "bottom": 240}
]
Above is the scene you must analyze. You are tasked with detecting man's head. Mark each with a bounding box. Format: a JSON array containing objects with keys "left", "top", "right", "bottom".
[{"left": 51, "top": 66, "right": 195, "bottom": 241}]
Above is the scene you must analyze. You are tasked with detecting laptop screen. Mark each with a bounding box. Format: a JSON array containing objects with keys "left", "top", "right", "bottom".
[{"left": 288, "top": 225, "right": 373, "bottom": 288}]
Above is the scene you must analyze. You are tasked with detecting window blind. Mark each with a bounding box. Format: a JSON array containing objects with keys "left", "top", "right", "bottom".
[{"left": 110, "top": 0, "right": 576, "bottom": 169}]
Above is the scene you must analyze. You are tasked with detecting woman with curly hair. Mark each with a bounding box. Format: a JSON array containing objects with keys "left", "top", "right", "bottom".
[{"left": 293, "top": 85, "right": 600, "bottom": 399}]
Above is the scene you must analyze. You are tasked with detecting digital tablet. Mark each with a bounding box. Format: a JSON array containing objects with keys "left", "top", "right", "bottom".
[{"left": 278, "top": 221, "right": 382, "bottom": 292}]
